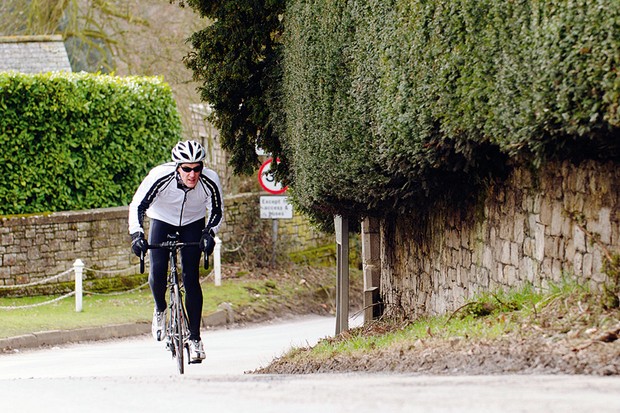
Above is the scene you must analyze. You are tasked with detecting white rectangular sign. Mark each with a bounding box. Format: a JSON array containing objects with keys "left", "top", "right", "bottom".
[{"left": 260, "top": 196, "right": 293, "bottom": 219}]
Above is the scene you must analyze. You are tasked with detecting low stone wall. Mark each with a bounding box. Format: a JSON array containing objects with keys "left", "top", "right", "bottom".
[
  {"left": 380, "top": 160, "right": 620, "bottom": 317},
  {"left": 0, "top": 208, "right": 130, "bottom": 285},
  {"left": 219, "top": 192, "right": 332, "bottom": 265},
  {"left": 0, "top": 193, "right": 329, "bottom": 288}
]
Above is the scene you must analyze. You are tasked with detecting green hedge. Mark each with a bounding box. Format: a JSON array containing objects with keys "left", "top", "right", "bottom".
[
  {"left": 0, "top": 72, "right": 182, "bottom": 215},
  {"left": 281, "top": 0, "right": 620, "bottom": 225}
]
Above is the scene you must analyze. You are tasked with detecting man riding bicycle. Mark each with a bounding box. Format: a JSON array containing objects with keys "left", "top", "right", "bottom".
[{"left": 128, "top": 140, "right": 224, "bottom": 362}]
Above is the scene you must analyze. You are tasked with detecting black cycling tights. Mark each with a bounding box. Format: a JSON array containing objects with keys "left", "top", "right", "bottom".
[{"left": 149, "top": 218, "right": 205, "bottom": 341}]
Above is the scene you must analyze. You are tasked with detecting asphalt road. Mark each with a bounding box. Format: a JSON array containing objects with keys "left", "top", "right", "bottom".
[{"left": 1, "top": 316, "right": 619, "bottom": 413}]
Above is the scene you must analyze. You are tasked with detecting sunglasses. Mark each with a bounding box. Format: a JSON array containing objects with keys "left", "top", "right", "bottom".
[{"left": 180, "top": 165, "right": 203, "bottom": 173}]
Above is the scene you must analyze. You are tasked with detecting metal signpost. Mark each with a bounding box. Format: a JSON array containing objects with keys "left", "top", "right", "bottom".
[{"left": 258, "top": 158, "right": 290, "bottom": 267}]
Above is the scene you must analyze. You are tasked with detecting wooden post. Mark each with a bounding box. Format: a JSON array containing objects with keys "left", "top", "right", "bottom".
[{"left": 362, "top": 217, "right": 382, "bottom": 323}]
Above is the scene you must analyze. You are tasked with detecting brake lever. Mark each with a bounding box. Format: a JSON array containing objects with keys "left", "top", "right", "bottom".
[{"left": 139, "top": 251, "right": 145, "bottom": 274}]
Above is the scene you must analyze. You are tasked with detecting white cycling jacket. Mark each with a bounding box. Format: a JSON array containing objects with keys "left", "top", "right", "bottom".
[{"left": 128, "top": 162, "right": 224, "bottom": 235}]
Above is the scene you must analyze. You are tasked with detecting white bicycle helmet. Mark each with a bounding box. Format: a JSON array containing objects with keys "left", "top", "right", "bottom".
[{"left": 171, "top": 140, "right": 206, "bottom": 163}]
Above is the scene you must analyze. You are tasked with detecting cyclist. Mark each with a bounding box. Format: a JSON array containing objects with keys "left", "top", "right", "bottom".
[{"left": 128, "top": 140, "right": 224, "bottom": 362}]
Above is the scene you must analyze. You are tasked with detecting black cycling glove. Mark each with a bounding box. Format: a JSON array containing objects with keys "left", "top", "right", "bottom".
[
  {"left": 131, "top": 232, "right": 148, "bottom": 257},
  {"left": 199, "top": 228, "right": 216, "bottom": 256}
]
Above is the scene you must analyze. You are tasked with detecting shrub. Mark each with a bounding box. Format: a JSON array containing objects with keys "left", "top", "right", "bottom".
[
  {"left": 0, "top": 71, "right": 182, "bottom": 214},
  {"left": 281, "top": 0, "right": 620, "bottom": 226}
]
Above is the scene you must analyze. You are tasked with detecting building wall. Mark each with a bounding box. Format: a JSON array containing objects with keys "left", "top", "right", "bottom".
[
  {"left": 188, "top": 103, "right": 232, "bottom": 193},
  {"left": 380, "top": 160, "right": 620, "bottom": 317}
]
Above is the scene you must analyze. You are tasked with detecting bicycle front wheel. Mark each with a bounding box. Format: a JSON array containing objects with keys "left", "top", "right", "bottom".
[{"left": 172, "top": 284, "right": 185, "bottom": 374}]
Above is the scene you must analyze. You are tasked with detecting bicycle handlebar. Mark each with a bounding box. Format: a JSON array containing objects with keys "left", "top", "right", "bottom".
[{"left": 138, "top": 241, "right": 209, "bottom": 274}]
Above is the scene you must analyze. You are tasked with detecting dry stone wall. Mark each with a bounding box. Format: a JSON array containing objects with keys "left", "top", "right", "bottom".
[
  {"left": 0, "top": 207, "right": 129, "bottom": 286},
  {"left": 0, "top": 193, "right": 328, "bottom": 288},
  {"left": 380, "top": 160, "right": 620, "bottom": 317}
]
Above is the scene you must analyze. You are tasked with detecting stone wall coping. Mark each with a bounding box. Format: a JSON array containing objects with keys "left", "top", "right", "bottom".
[
  {"left": 0, "top": 35, "right": 64, "bottom": 43},
  {"left": 0, "top": 192, "right": 262, "bottom": 228},
  {"left": 226, "top": 191, "right": 261, "bottom": 200},
  {"left": 1, "top": 206, "right": 128, "bottom": 227}
]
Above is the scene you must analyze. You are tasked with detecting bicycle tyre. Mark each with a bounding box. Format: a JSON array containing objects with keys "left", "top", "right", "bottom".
[
  {"left": 180, "top": 300, "right": 191, "bottom": 362},
  {"left": 172, "top": 284, "right": 185, "bottom": 374}
]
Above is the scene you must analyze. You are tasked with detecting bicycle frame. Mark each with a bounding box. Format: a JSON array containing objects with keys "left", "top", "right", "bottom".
[
  {"left": 140, "top": 234, "right": 200, "bottom": 374},
  {"left": 166, "top": 243, "right": 190, "bottom": 374}
]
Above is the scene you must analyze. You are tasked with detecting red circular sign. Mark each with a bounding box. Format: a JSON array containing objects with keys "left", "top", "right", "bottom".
[{"left": 258, "top": 158, "right": 287, "bottom": 194}]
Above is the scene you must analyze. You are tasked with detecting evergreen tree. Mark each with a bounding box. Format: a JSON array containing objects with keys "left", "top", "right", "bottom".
[{"left": 176, "top": 0, "right": 286, "bottom": 176}]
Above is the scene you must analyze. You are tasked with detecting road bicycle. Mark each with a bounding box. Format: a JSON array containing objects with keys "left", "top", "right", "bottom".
[{"left": 139, "top": 232, "right": 207, "bottom": 374}]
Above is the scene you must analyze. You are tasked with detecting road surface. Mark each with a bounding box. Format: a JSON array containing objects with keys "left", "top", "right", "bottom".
[{"left": 1, "top": 315, "right": 619, "bottom": 413}]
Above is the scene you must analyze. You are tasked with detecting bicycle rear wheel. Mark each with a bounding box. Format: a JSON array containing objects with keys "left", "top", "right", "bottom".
[{"left": 172, "top": 284, "right": 185, "bottom": 374}]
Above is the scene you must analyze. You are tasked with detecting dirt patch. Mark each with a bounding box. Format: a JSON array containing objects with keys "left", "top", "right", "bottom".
[
  {"left": 258, "top": 326, "right": 620, "bottom": 376},
  {"left": 254, "top": 288, "right": 620, "bottom": 376},
  {"left": 215, "top": 263, "right": 364, "bottom": 326}
]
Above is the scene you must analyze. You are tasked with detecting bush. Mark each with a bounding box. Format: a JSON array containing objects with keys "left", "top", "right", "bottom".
[
  {"left": 0, "top": 72, "right": 182, "bottom": 214},
  {"left": 281, "top": 0, "right": 620, "bottom": 226}
]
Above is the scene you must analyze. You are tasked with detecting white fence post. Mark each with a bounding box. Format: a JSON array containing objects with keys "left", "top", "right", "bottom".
[
  {"left": 334, "top": 215, "right": 349, "bottom": 335},
  {"left": 73, "top": 259, "right": 84, "bottom": 312},
  {"left": 214, "top": 236, "right": 222, "bottom": 286}
]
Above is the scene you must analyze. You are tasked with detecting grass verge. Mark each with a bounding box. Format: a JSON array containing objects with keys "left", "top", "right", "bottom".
[
  {"left": 256, "top": 279, "right": 620, "bottom": 374},
  {"left": 0, "top": 265, "right": 363, "bottom": 339}
]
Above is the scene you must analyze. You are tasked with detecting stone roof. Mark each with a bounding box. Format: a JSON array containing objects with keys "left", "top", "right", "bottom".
[{"left": 0, "top": 35, "right": 72, "bottom": 73}]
